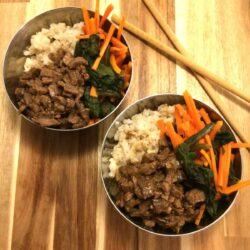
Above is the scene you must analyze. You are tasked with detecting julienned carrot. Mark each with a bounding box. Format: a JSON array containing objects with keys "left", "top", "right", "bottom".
[
  {"left": 82, "top": 5, "right": 91, "bottom": 34},
  {"left": 78, "top": 34, "right": 105, "bottom": 40},
  {"left": 183, "top": 90, "right": 204, "bottom": 130},
  {"left": 217, "top": 147, "right": 226, "bottom": 187},
  {"left": 195, "top": 204, "right": 206, "bottom": 226},
  {"left": 94, "top": 0, "right": 100, "bottom": 28},
  {"left": 205, "top": 135, "right": 218, "bottom": 186},
  {"left": 200, "top": 149, "right": 212, "bottom": 169},
  {"left": 92, "top": 24, "right": 116, "bottom": 70},
  {"left": 115, "top": 52, "right": 127, "bottom": 66},
  {"left": 110, "top": 54, "right": 121, "bottom": 74},
  {"left": 117, "top": 15, "right": 126, "bottom": 40},
  {"left": 221, "top": 180, "right": 250, "bottom": 194},
  {"left": 89, "top": 18, "right": 96, "bottom": 34},
  {"left": 174, "top": 105, "right": 182, "bottom": 135},
  {"left": 209, "top": 120, "right": 223, "bottom": 140},
  {"left": 165, "top": 122, "right": 184, "bottom": 148},
  {"left": 100, "top": 4, "right": 114, "bottom": 27},
  {"left": 157, "top": 119, "right": 166, "bottom": 138},
  {"left": 195, "top": 159, "right": 204, "bottom": 166},
  {"left": 223, "top": 143, "right": 232, "bottom": 188},
  {"left": 110, "top": 47, "right": 128, "bottom": 53},
  {"left": 231, "top": 143, "right": 250, "bottom": 149},
  {"left": 90, "top": 86, "right": 98, "bottom": 97},
  {"left": 111, "top": 37, "right": 127, "bottom": 49},
  {"left": 199, "top": 108, "right": 211, "bottom": 124}
]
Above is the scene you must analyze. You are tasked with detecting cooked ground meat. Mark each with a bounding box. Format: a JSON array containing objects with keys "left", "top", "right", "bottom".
[
  {"left": 14, "top": 49, "right": 90, "bottom": 129},
  {"left": 112, "top": 147, "right": 205, "bottom": 233}
]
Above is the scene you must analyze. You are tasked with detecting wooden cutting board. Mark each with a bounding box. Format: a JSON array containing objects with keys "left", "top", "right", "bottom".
[{"left": 0, "top": 0, "right": 249, "bottom": 249}]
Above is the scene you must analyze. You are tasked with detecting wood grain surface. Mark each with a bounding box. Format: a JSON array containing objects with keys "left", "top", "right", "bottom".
[{"left": 0, "top": 0, "right": 249, "bottom": 250}]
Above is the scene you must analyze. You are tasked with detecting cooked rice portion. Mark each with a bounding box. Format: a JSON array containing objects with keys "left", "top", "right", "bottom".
[
  {"left": 108, "top": 104, "right": 175, "bottom": 177},
  {"left": 24, "top": 22, "right": 83, "bottom": 71}
]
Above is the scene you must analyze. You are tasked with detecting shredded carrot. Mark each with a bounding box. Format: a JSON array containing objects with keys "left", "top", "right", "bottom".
[
  {"left": 183, "top": 90, "right": 204, "bottom": 131},
  {"left": 110, "top": 47, "right": 128, "bottom": 53},
  {"left": 110, "top": 54, "right": 121, "bottom": 74},
  {"left": 174, "top": 105, "right": 183, "bottom": 135},
  {"left": 195, "top": 204, "right": 206, "bottom": 225},
  {"left": 217, "top": 147, "right": 226, "bottom": 187},
  {"left": 157, "top": 119, "right": 166, "bottom": 139},
  {"left": 115, "top": 52, "right": 127, "bottom": 66},
  {"left": 199, "top": 108, "right": 211, "bottom": 124},
  {"left": 117, "top": 15, "right": 126, "bottom": 40},
  {"left": 82, "top": 6, "right": 91, "bottom": 34},
  {"left": 89, "top": 18, "right": 96, "bottom": 34},
  {"left": 223, "top": 143, "right": 232, "bottom": 188},
  {"left": 221, "top": 180, "right": 250, "bottom": 194},
  {"left": 100, "top": 4, "right": 114, "bottom": 27},
  {"left": 165, "top": 122, "right": 184, "bottom": 148},
  {"left": 77, "top": 34, "right": 105, "bottom": 40},
  {"left": 205, "top": 135, "right": 218, "bottom": 186},
  {"left": 88, "top": 119, "right": 95, "bottom": 125},
  {"left": 200, "top": 149, "right": 212, "bottom": 169},
  {"left": 90, "top": 86, "right": 98, "bottom": 97},
  {"left": 195, "top": 159, "right": 204, "bottom": 166},
  {"left": 209, "top": 120, "right": 223, "bottom": 140},
  {"left": 94, "top": 0, "right": 100, "bottom": 28},
  {"left": 83, "top": 25, "right": 87, "bottom": 33},
  {"left": 111, "top": 37, "right": 127, "bottom": 49},
  {"left": 92, "top": 24, "right": 116, "bottom": 70},
  {"left": 231, "top": 143, "right": 250, "bottom": 149}
]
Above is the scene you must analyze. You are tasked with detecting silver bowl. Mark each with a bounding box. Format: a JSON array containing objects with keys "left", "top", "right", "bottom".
[
  {"left": 100, "top": 94, "right": 242, "bottom": 236},
  {"left": 3, "top": 7, "right": 133, "bottom": 131}
]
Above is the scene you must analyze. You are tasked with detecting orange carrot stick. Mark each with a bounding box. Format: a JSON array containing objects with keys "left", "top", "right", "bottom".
[
  {"left": 110, "top": 47, "right": 128, "bottom": 53},
  {"left": 223, "top": 143, "right": 232, "bottom": 188},
  {"left": 195, "top": 204, "right": 206, "bottom": 225},
  {"left": 117, "top": 15, "right": 126, "bottom": 40},
  {"left": 82, "top": 6, "right": 91, "bottom": 34},
  {"left": 174, "top": 105, "right": 183, "bottom": 135},
  {"left": 92, "top": 24, "right": 116, "bottom": 70},
  {"left": 217, "top": 147, "right": 226, "bottom": 187},
  {"left": 94, "top": 0, "right": 100, "bottom": 28},
  {"left": 165, "top": 122, "right": 184, "bottom": 148},
  {"left": 77, "top": 34, "right": 105, "bottom": 40},
  {"left": 200, "top": 149, "right": 212, "bottom": 169},
  {"left": 157, "top": 119, "right": 166, "bottom": 138},
  {"left": 111, "top": 37, "right": 127, "bottom": 49},
  {"left": 209, "top": 120, "right": 223, "bottom": 140},
  {"left": 115, "top": 52, "right": 127, "bottom": 66},
  {"left": 89, "top": 18, "right": 96, "bottom": 34},
  {"left": 100, "top": 4, "right": 114, "bottom": 27},
  {"left": 88, "top": 119, "right": 95, "bottom": 125},
  {"left": 199, "top": 108, "right": 211, "bottom": 124},
  {"left": 231, "top": 143, "right": 250, "bottom": 149},
  {"left": 183, "top": 90, "right": 204, "bottom": 130},
  {"left": 110, "top": 54, "right": 121, "bottom": 74},
  {"left": 221, "top": 180, "right": 250, "bottom": 194},
  {"left": 90, "top": 86, "right": 98, "bottom": 97}
]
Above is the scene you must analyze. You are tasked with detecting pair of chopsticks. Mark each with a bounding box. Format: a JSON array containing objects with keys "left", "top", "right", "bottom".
[{"left": 112, "top": 0, "right": 249, "bottom": 143}]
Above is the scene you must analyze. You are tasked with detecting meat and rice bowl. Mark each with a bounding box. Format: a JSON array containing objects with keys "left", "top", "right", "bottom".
[{"left": 104, "top": 91, "right": 248, "bottom": 234}]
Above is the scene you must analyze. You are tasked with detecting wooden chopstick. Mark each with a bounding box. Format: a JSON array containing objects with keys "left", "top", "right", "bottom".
[
  {"left": 142, "top": 0, "right": 248, "bottom": 143},
  {"left": 111, "top": 14, "right": 250, "bottom": 103}
]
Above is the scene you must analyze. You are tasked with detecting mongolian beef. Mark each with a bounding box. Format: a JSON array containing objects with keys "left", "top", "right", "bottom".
[
  {"left": 105, "top": 91, "right": 249, "bottom": 234},
  {"left": 14, "top": 3, "right": 132, "bottom": 129}
]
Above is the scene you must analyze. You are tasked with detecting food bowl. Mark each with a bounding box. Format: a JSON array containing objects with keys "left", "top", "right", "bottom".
[
  {"left": 3, "top": 7, "right": 133, "bottom": 131},
  {"left": 100, "top": 94, "right": 242, "bottom": 236}
]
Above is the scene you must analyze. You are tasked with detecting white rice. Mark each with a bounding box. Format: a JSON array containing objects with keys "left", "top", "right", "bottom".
[
  {"left": 108, "top": 104, "right": 175, "bottom": 177},
  {"left": 23, "top": 22, "right": 83, "bottom": 71}
]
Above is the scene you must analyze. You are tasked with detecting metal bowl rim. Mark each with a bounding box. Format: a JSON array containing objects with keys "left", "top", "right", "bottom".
[
  {"left": 100, "top": 93, "right": 241, "bottom": 237},
  {"left": 2, "top": 6, "right": 134, "bottom": 132}
]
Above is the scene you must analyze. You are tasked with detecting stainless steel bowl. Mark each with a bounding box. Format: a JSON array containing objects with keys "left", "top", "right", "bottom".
[
  {"left": 3, "top": 7, "right": 133, "bottom": 131},
  {"left": 100, "top": 94, "right": 242, "bottom": 236}
]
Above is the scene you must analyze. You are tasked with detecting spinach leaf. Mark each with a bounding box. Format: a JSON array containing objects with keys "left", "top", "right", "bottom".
[
  {"left": 74, "top": 34, "right": 100, "bottom": 64},
  {"left": 100, "top": 101, "right": 115, "bottom": 117},
  {"left": 88, "top": 63, "right": 124, "bottom": 97},
  {"left": 213, "top": 131, "right": 235, "bottom": 157},
  {"left": 84, "top": 86, "right": 101, "bottom": 117}
]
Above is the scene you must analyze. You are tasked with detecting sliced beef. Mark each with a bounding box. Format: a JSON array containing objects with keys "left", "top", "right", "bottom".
[
  {"left": 15, "top": 51, "right": 90, "bottom": 129},
  {"left": 112, "top": 147, "right": 206, "bottom": 233}
]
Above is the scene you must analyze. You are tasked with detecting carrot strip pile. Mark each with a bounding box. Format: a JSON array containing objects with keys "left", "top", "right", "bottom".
[{"left": 195, "top": 204, "right": 206, "bottom": 225}]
